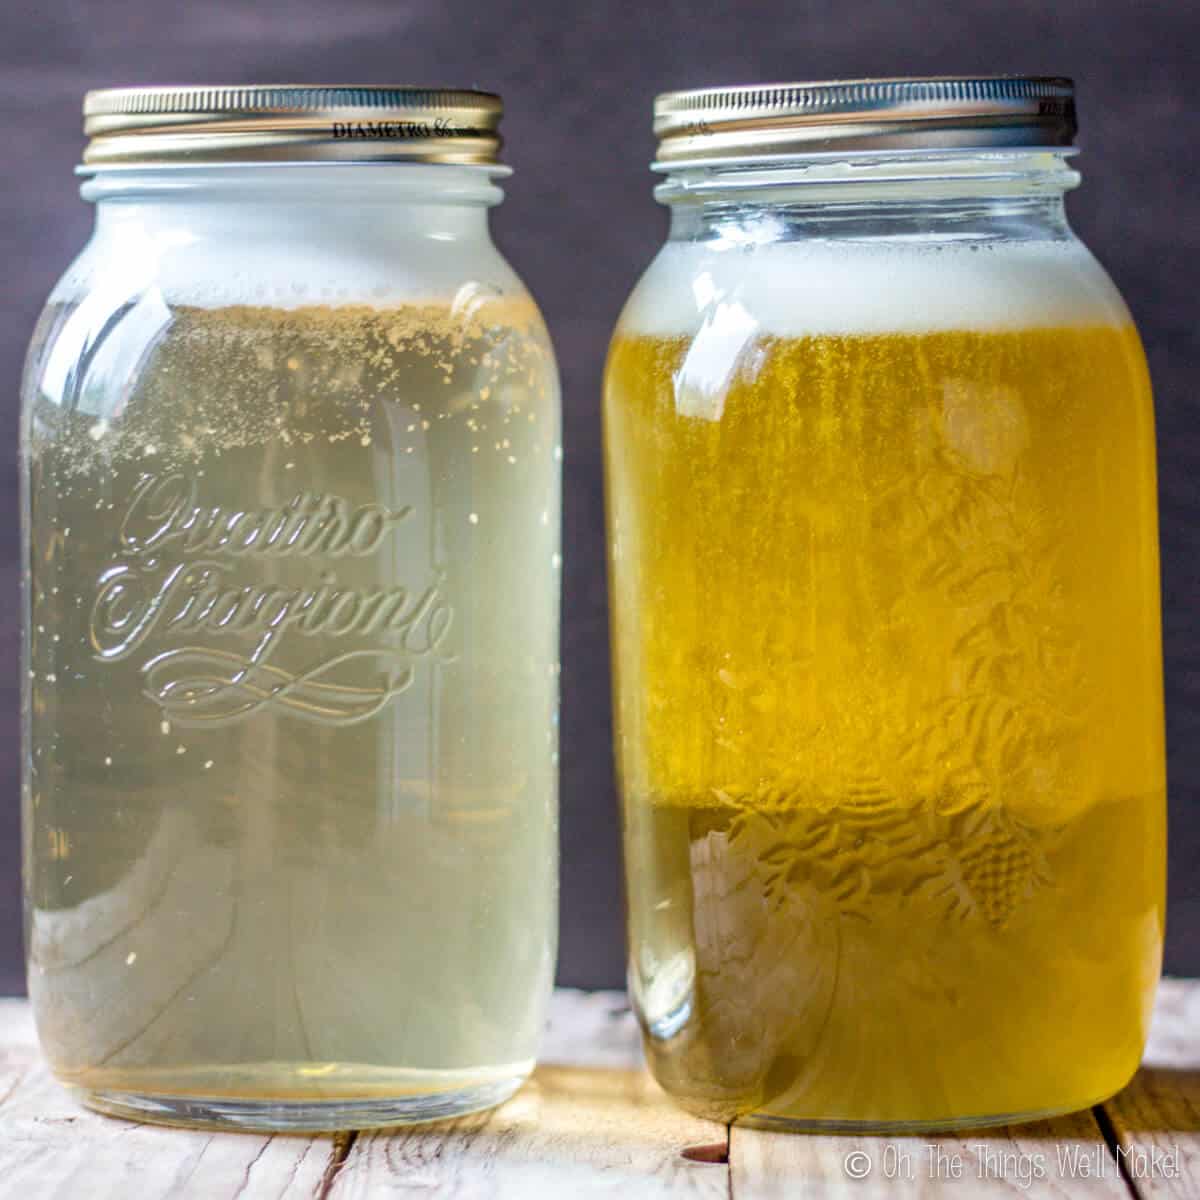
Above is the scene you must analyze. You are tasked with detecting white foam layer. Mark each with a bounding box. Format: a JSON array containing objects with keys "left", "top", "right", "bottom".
[
  {"left": 50, "top": 178, "right": 524, "bottom": 312},
  {"left": 51, "top": 226, "right": 525, "bottom": 312},
  {"left": 618, "top": 238, "right": 1130, "bottom": 337}
]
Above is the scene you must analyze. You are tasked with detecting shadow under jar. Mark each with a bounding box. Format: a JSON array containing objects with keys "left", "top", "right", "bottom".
[
  {"left": 21, "top": 87, "right": 561, "bottom": 1132},
  {"left": 603, "top": 77, "right": 1165, "bottom": 1131}
]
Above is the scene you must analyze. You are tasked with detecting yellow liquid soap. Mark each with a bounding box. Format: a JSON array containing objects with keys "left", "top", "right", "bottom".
[{"left": 605, "top": 320, "right": 1164, "bottom": 1127}]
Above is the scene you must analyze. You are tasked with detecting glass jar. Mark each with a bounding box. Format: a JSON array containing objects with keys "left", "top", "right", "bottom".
[
  {"left": 604, "top": 78, "right": 1164, "bottom": 1130},
  {"left": 21, "top": 87, "right": 561, "bottom": 1131}
]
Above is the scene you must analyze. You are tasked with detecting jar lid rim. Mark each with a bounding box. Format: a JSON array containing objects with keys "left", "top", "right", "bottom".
[
  {"left": 81, "top": 85, "right": 504, "bottom": 166},
  {"left": 653, "top": 77, "right": 1077, "bottom": 164}
]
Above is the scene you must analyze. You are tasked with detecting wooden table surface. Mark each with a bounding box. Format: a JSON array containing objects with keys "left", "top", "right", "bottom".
[{"left": 1, "top": 981, "right": 1197, "bottom": 1198}]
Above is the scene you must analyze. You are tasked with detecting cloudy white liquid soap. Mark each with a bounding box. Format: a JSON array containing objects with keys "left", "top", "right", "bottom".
[{"left": 22, "top": 88, "right": 561, "bottom": 1132}]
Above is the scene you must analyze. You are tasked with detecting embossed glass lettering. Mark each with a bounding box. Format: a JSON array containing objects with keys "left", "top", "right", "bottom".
[{"left": 92, "top": 471, "right": 451, "bottom": 726}]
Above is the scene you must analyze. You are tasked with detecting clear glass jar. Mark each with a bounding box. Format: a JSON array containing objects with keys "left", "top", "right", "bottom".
[
  {"left": 21, "top": 87, "right": 560, "bottom": 1131},
  {"left": 604, "top": 79, "right": 1164, "bottom": 1130}
]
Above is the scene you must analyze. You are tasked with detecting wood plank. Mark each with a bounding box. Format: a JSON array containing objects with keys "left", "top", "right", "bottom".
[
  {"left": 0, "top": 999, "right": 39, "bottom": 1110},
  {"left": 0, "top": 984, "right": 1196, "bottom": 1197},
  {"left": 0, "top": 998, "right": 342, "bottom": 1200},
  {"left": 329, "top": 989, "right": 730, "bottom": 1198},
  {"left": 1103, "top": 977, "right": 1200, "bottom": 1198},
  {"left": 731, "top": 1110, "right": 1129, "bottom": 1198},
  {"left": 0, "top": 1058, "right": 342, "bottom": 1199}
]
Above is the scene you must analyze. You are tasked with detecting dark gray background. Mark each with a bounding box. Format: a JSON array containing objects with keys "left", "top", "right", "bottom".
[{"left": 1, "top": 0, "right": 1196, "bottom": 993}]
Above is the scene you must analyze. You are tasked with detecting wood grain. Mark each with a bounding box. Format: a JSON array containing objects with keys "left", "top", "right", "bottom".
[
  {"left": 328, "top": 989, "right": 730, "bottom": 1198},
  {"left": 0, "top": 984, "right": 1198, "bottom": 1197},
  {"left": 0, "top": 999, "right": 38, "bottom": 1110},
  {"left": 0, "top": 997, "right": 341, "bottom": 1199},
  {"left": 1103, "top": 978, "right": 1200, "bottom": 1198},
  {"left": 731, "top": 1110, "right": 1128, "bottom": 1198},
  {"left": 0, "top": 1060, "right": 342, "bottom": 1198}
]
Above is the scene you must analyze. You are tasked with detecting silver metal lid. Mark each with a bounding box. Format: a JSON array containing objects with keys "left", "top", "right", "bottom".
[
  {"left": 653, "top": 77, "right": 1076, "bottom": 166},
  {"left": 82, "top": 85, "right": 504, "bottom": 166}
]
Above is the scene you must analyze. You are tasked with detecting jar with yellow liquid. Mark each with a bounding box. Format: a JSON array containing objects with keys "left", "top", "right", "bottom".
[{"left": 604, "top": 78, "right": 1165, "bottom": 1131}]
